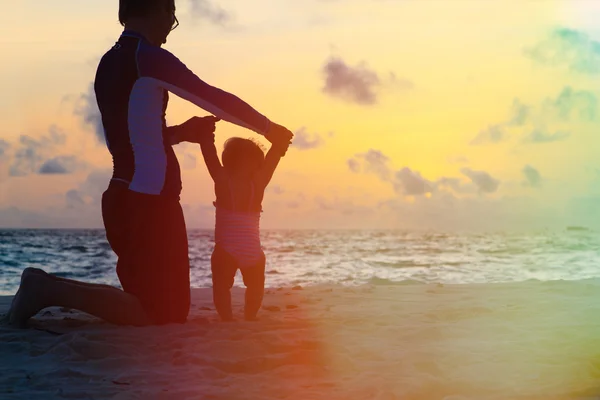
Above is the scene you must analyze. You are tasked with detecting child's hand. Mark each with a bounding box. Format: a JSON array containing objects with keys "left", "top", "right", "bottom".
[
  {"left": 274, "top": 139, "right": 291, "bottom": 157},
  {"left": 182, "top": 116, "right": 220, "bottom": 144}
]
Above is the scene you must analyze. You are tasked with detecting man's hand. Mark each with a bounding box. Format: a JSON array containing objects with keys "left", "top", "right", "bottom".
[
  {"left": 264, "top": 122, "right": 293, "bottom": 147},
  {"left": 180, "top": 116, "right": 220, "bottom": 144}
]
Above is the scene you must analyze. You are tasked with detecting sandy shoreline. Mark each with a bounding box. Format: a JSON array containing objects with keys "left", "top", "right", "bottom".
[{"left": 3, "top": 280, "right": 600, "bottom": 399}]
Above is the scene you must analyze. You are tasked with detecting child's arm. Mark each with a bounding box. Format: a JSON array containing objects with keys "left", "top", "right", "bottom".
[
  {"left": 255, "top": 141, "right": 290, "bottom": 188},
  {"left": 199, "top": 133, "right": 225, "bottom": 183}
]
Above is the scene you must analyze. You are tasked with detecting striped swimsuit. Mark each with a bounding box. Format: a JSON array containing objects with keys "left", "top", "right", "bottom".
[{"left": 214, "top": 181, "right": 263, "bottom": 269}]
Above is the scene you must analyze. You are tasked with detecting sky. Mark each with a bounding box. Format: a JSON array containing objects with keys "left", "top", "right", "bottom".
[{"left": 0, "top": 0, "right": 599, "bottom": 231}]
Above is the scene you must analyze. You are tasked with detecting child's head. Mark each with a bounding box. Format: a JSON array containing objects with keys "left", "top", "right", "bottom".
[{"left": 222, "top": 137, "right": 266, "bottom": 177}]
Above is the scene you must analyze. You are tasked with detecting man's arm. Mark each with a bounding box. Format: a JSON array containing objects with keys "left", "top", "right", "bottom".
[
  {"left": 138, "top": 45, "right": 272, "bottom": 136},
  {"left": 165, "top": 117, "right": 220, "bottom": 146}
]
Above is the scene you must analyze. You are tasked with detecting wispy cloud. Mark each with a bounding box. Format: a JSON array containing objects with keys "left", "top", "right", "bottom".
[
  {"left": 322, "top": 57, "right": 380, "bottom": 105},
  {"left": 74, "top": 83, "right": 104, "bottom": 144},
  {"left": 268, "top": 185, "right": 285, "bottom": 195},
  {"left": 525, "top": 27, "right": 600, "bottom": 75},
  {"left": 460, "top": 168, "right": 500, "bottom": 194},
  {"left": 471, "top": 86, "right": 597, "bottom": 146},
  {"left": 322, "top": 57, "right": 412, "bottom": 106},
  {"left": 508, "top": 99, "right": 530, "bottom": 126},
  {"left": 188, "top": 0, "right": 232, "bottom": 25},
  {"left": 39, "top": 156, "right": 84, "bottom": 175},
  {"left": 522, "top": 165, "right": 542, "bottom": 188},
  {"left": 65, "top": 169, "right": 112, "bottom": 209},
  {"left": 541, "top": 86, "right": 597, "bottom": 122},
  {"left": 522, "top": 129, "right": 570, "bottom": 144},
  {"left": 393, "top": 168, "right": 434, "bottom": 196},
  {"left": 470, "top": 124, "right": 507, "bottom": 145},
  {"left": 8, "top": 126, "right": 79, "bottom": 177},
  {"left": 0, "top": 140, "right": 10, "bottom": 161},
  {"left": 447, "top": 155, "right": 469, "bottom": 165},
  {"left": 291, "top": 127, "right": 325, "bottom": 150},
  {"left": 349, "top": 149, "right": 391, "bottom": 181},
  {"left": 348, "top": 149, "right": 500, "bottom": 196},
  {"left": 174, "top": 143, "right": 198, "bottom": 170}
]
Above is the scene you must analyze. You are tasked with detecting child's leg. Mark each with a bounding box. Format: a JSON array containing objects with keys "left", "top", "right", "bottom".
[
  {"left": 241, "top": 255, "right": 266, "bottom": 321},
  {"left": 210, "top": 244, "right": 237, "bottom": 321}
]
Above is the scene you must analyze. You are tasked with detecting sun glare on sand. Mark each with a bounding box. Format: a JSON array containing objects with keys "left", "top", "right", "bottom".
[{"left": 5, "top": 280, "right": 600, "bottom": 399}]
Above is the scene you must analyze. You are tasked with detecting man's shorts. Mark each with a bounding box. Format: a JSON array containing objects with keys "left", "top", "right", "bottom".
[{"left": 101, "top": 180, "right": 190, "bottom": 325}]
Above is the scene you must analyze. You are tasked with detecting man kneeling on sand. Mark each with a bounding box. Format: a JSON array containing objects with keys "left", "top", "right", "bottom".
[{"left": 2, "top": 0, "right": 293, "bottom": 328}]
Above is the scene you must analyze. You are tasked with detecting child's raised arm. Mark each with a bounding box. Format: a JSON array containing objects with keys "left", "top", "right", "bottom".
[
  {"left": 255, "top": 141, "right": 290, "bottom": 188},
  {"left": 199, "top": 134, "right": 225, "bottom": 183}
]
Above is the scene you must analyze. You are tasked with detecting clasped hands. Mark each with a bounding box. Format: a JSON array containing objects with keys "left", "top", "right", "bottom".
[{"left": 177, "top": 116, "right": 294, "bottom": 155}]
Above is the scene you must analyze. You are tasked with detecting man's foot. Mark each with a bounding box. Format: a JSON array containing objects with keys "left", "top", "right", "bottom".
[
  {"left": 244, "top": 314, "right": 260, "bottom": 322},
  {"left": 8, "top": 269, "right": 50, "bottom": 328},
  {"left": 3, "top": 268, "right": 48, "bottom": 324}
]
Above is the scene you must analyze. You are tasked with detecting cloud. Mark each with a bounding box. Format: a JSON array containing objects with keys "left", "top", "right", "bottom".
[
  {"left": 525, "top": 27, "right": 600, "bottom": 75},
  {"left": 349, "top": 149, "right": 391, "bottom": 181},
  {"left": 349, "top": 149, "right": 497, "bottom": 197},
  {"left": 460, "top": 168, "right": 501, "bottom": 194},
  {"left": 268, "top": 185, "right": 285, "bottom": 194},
  {"left": 174, "top": 143, "right": 198, "bottom": 170},
  {"left": 9, "top": 126, "right": 68, "bottom": 177},
  {"left": 447, "top": 155, "right": 469, "bottom": 165},
  {"left": 347, "top": 158, "right": 360, "bottom": 173},
  {"left": 435, "top": 177, "right": 476, "bottom": 194},
  {"left": 522, "top": 129, "right": 570, "bottom": 144},
  {"left": 375, "top": 194, "right": 572, "bottom": 232},
  {"left": 313, "top": 196, "right": 375, "bottom": 217},
  {"left": 74, "top": 82, "right": 104, "bottom": 144},
  {"left": 471, "top": 86, "right": 596, "bottom": 146},
  {"left": 65, "top": 189, "right": 87, "bottom": 209},
  {"left": 388, "top": 72, "right": 415, "bottom": 91},
  {"left": 38, "top": 156, "right": 83, "bottom": 174},
  {"left": 292, "top": 127, "right": 325, "bottom": 150},
  {"left": 508, "top": 99, "right": 530, "bottom": 126},
  {"left": 0, "top": 140, "right": 10, "bottom": 160},
  {"left": 470, "top": 124, "right": 507, "bottom": 145},
  {"left": 542, "top": 86, "right": 597, "bottom": 122},
  {"left": 522, "top": 165, "right": 542, "bottom": 188},
  {"left": 188, "top": 0, "right": 231, "bottom": 25},
  {"left": 64, "top": 169, "right": 112, "bottom": 209},
  {"left": 322, "top": 57, "right": 381, "bottom": 105},
  {"left": 394, "top": 167, "right": 434, "bottom": 196}
]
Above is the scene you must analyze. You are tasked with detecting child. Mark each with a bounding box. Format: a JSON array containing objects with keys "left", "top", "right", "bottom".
[{"left": 199, "top": 131, "right": 290, "bottom": 321}]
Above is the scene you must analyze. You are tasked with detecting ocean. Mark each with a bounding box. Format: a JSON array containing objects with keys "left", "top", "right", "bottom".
[{"left": 1, "top": 228, "right": 599, "bottom": 296}]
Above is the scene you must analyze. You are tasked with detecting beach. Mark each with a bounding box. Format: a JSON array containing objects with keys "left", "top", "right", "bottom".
[{"left": 3, "top": 280, "right": 600, "bottom": 399}]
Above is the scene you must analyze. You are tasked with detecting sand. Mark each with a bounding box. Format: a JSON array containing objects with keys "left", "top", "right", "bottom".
[{"left": 2, "top": 280, "right": 600, "bottom": 400}]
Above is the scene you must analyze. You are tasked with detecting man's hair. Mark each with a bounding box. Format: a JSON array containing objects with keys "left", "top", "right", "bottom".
[
  {"left": 118, "top": 0, "right": 175, "bottom": 26},
  {"left": 222, "top": 137, "right": 266, "bottom": 174}
]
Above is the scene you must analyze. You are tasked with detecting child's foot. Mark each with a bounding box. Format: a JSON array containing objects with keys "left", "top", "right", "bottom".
[
  {"left": 217, "top": 311, "right": 235, "bottom": 322},
  {"left": 244, "top": 314, "right": 260, "bottom": 322},
  {"left": 8, "top": 269, "right": 50, "bottom": 328}
]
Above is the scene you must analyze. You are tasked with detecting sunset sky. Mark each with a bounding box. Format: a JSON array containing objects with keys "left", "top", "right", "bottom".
[{"left": 1, "top": 0, "right": 599, "bottom": 231}]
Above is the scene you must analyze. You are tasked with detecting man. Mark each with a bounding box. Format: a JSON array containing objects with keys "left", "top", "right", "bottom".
[{"left": 4, "top": 0, "right": 293, "bottom": 327}]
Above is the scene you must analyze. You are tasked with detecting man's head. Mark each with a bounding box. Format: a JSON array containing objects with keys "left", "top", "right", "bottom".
[{"left": 119, "top": 0, "right": 178, "bottom": 46}]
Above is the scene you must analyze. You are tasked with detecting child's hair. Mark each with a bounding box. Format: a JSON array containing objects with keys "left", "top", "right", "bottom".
[{"left": 222, "top": 137, "right": 266, "bottom": 174}]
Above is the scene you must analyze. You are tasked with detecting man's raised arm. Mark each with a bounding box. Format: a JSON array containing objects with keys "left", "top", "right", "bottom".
[{"left": 137, "top": 45, "right": 292, "bottom": 140}]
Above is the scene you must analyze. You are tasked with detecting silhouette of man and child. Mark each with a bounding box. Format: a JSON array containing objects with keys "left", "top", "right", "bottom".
[{"left": 4, "top": 0, "right": 293, "bottom": 327}]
